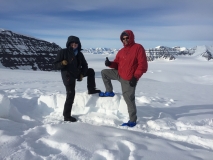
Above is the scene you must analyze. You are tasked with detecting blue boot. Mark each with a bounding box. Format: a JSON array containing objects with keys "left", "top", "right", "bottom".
[
  {"left": 121, "top": 120, "right": 136, "bottom": 127},
  {"left": 99, "top": 91, "right": 115, "bottom": 97}
]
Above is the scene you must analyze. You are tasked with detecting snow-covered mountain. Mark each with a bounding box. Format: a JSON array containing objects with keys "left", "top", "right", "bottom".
[
  {"left": 82, "top": 48, "right": 119, "bottom": 54},
  {"left": 146, "top": 45, "right": 213, "bottom": 61},
  {"left": 0, "top": 29, "right": 212, "bottom": 71},
  {"left": 0, "top": 29, "right": 61, "bottom": 70},
  {"left": 82, "top": 45, "right": 213, "bottom": 61},
  {"left": 190, "top": 45, "right": 213, "bottom": 60}
]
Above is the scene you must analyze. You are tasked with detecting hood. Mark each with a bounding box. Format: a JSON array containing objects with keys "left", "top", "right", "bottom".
[
  {"left": 66, "top": 36, "right": 82, "bottom": 51},
  {"left": 120, "top": 30, "right": 135, "bottom": 47}
]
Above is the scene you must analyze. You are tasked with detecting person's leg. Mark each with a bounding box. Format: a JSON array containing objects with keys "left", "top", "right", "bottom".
[
  {"left": 84, "top": 68, "right": 100, "bottom": 94},
  {"left": 120, "top": 78, "right": 137, "bottom": 122},
  {"left": 101, "top": 69, "right": 120, "bottom": 92},
  {"left": 63, "top": 81, "right": 76, "bottom": 121},
  {"left": 85, "top": 68, "right": 96, "bottom": 90}
]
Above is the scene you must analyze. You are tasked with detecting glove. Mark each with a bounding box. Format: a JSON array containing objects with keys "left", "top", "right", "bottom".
[
  {"left": 105, "top": 57, "right": 111, "bottom": 66},
  {"left": 77, "top": 74, "right": 83, "bottom": 81},
  {"left": 129, "top": 77, "right": 137, "bottom": 87},
  {"left": 61, "top": 60, "right": 68, "bottom": 65}
]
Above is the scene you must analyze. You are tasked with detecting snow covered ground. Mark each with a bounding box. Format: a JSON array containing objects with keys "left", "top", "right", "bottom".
[{"left": 0, "top": 53, "right": 213, "bottom": 160}]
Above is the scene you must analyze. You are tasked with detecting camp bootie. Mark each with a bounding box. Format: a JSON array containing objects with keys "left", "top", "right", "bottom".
[
  {"left": 99, "top": 91, "right": 115, "bottom": 97},
  {"left": 121, "top": 120, "right": 136, "bottom": 127}
]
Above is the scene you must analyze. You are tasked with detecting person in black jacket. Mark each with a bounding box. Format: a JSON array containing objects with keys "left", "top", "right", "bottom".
[{"left": 54, "top": 36, "right": 100, "bottom": 122}]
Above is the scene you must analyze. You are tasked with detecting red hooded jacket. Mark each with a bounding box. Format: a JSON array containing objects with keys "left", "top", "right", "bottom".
[{"left": 109, "top": 30, "right": 148, "bottom": 81}]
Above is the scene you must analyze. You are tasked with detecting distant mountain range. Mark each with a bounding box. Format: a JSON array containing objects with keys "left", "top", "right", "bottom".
[
  {"left": 145, "top": 45, "right": 213, "bottom": 61},
  {"left": 82, "top": 45, "right": 213, "bottom": 61},
  {"left": 0, "top": 29, "right": 212, "bottom": 71}
]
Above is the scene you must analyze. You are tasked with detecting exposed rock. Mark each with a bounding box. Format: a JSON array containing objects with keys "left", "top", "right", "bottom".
[
  {"left": 0, "top": 30, "right": 61, "bottom": 71},
  {"left": 145, "top": 46, "right": 176, "bottom": 61},
  {"left": 201, "top": 50, "right": 212, "bottom": 60}
]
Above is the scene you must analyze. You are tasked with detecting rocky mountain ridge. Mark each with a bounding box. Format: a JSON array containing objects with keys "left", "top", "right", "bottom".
[
  {"left": 0, "top": 29, "right": 61, "bottom": 70},
  {"left": 0, "top": 29, "right": 212, "bottom": 71}
]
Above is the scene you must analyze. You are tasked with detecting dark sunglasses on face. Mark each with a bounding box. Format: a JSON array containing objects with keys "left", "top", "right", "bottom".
[
  {"left": 70, "top": 41, "right": 78, "bottom": 44},
  {"left": 122, "top": 37, "right": 129, "bottom": 40}
]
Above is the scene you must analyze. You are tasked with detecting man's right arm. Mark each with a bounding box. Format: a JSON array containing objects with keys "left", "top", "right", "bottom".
[
  {"left": 53, "top": 50, "right": 66, "bottom": 70},
  {"left": 108, "top": 52, "right": 120, "bottom": 69}
]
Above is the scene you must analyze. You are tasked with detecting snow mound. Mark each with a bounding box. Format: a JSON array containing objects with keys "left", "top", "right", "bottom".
[{"left": 0, "top": 91, "right": 22, "bottom": 121}]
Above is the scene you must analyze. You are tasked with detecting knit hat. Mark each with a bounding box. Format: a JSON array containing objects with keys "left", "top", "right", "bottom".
[{"left": 121, "top": 32, "right": 129, "bottom": 37}]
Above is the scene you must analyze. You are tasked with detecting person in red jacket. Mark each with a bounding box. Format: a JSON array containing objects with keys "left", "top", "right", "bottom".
[{"left": 99, "top": 30, "right": 148, "bottom": 127}]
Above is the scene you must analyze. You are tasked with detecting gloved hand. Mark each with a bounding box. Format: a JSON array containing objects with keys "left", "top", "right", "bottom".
[
  {"left": 129, "top": 77, "right": 137, "bottom": 87},
  {"left": 61, "top": 60, "right": 68, "bottom": 65},
  {"left": 105, "top": 57, "right": 111, "bottom": 66},
  {"left": 77, "top": 74, "right": 83, "bottom": 81}
]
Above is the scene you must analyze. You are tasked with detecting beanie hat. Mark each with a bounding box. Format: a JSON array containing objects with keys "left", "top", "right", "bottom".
[{"left": 121, "top": 32, "right": 129, "bottom": 37}]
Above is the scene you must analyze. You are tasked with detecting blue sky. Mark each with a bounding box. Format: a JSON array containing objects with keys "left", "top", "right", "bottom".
[{"left": 0, "top": 0, "right": 213, "bottom": 49}]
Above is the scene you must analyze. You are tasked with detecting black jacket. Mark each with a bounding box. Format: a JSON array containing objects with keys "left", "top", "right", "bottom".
[{"left": 53, "top": 36, "right": 88, "bottom": 85}]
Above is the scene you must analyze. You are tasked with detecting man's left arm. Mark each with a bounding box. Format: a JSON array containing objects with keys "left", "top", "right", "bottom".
[{"left": 134, "top": 45, "right": 148, "bottom": 80}]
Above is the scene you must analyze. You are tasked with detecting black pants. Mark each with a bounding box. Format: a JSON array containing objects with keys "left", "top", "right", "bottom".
[
  {"left": 63, "top": 82, "right": 76, "bottom": 118},
  {"left": 63, "top": 68, "right": 96, "bottom": 117},
  {"left": 84, "top": 68, "right": 96, "bottom": 90}
]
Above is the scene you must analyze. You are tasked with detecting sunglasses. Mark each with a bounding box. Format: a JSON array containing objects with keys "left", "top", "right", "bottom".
[
  {"left": 70, "top": 41, "right": 78, "bottom": 44},
  {"left": 122, "top": 37, "right": 129, "bottom": 41}
]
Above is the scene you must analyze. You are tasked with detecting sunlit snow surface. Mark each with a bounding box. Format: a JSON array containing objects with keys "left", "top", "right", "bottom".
[{"left": 0, "top": 53, "right": 213, "bottom": 160}]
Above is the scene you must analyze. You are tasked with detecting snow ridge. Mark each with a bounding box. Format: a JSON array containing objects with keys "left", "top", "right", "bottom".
[{"left": 1, "top": 90, "right": 213, "bottom": 152}]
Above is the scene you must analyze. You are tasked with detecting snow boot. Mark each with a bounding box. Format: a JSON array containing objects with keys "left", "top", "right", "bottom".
[
  {"left": 88, "top": 88, "right": 101, "bottom": 94},
  {"left": 99, "top": 91, "right": 115, "bottom": 97},
  {"left": 64, "top": 116, "right": 77, "bottom": 122}
]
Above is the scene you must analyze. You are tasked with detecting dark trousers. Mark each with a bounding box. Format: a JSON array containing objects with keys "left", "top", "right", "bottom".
[
  {"left": 63, "top": 82, "right": 76, "bottom": 118},
  {"left": 101, "top": 69, "right": 137, "bottom": 122},
  {"left": 63, "top": 68, "right": 96, "bottom": 117},
  {"left": 84, "top": 68, "right": 96, "bottom": 90}
]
